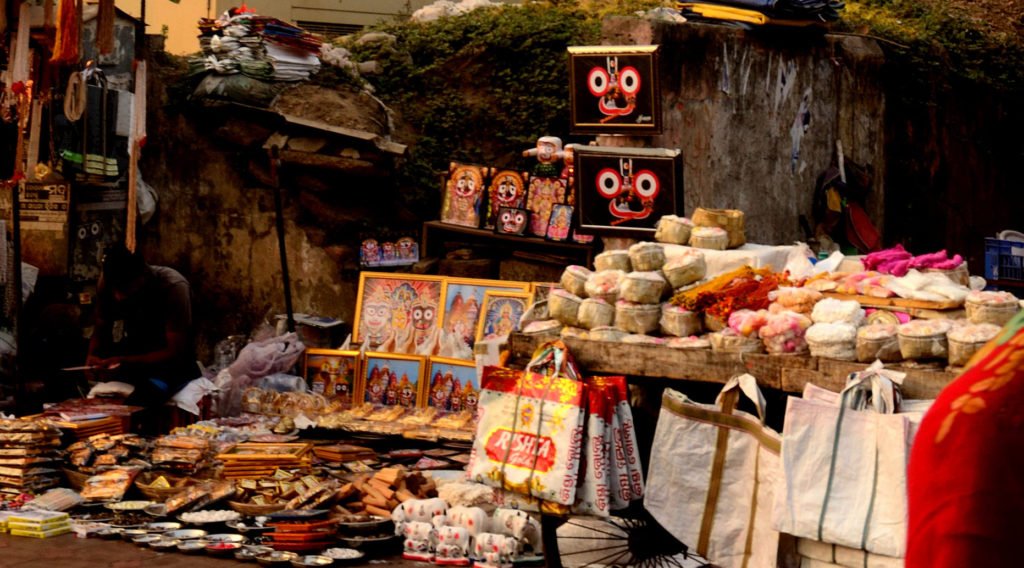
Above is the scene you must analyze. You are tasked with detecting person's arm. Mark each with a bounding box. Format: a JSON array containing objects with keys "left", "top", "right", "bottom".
[{"left": 100, "top": 330, "right": 189, "bottom": 367}]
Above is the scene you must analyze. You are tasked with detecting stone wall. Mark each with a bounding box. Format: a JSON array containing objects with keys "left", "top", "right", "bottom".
[{"left": 598, "top": 18, "right": 886, "bottom": 246}]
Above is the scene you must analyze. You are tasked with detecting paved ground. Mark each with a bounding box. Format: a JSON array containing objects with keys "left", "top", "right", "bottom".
[{"left": 0, "top": 533, "right": 413, "bottom": 568}]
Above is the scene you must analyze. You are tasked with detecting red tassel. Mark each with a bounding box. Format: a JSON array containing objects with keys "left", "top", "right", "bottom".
[
  {"left": 50, "top": 0, "right": 81, "bottom": 64},
  {"left": 96, "top": 0, "right": 115, "bottom": 55}
]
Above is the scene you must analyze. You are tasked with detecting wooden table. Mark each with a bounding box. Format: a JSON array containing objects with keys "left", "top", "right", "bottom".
[{"left": 508, "top": 332, "right": 958, "bottom": 399}]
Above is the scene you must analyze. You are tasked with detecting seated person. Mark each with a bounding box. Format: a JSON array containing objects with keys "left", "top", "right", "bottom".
[{"left": 85, "top": 244, "right": 200, "bottom": 432}]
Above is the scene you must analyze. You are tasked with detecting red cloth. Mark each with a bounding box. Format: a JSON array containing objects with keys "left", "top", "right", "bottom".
[{"left": 906, "top": 311, "right": 1024, "bottom": 567}]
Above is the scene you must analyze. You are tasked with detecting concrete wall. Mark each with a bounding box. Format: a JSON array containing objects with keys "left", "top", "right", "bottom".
[{"left": 598, "top": 18, "right": 886, "bottom": 247}]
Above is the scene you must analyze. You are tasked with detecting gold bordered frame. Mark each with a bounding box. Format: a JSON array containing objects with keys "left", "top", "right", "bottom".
[
  {"left": 573, "top": 145, "right": 684, "bottom": 237},
  {"left": 475, "top": 290, "right": 533, "bottom": 344},
  {"left": 361, "top": 351, "right": 428, "bottom": 408},
  {"left": 303, "top": 348, "right": 362, "bottom": 405},
  {"left": 425, "top": 356, "right": 481, "bottom": 413},
  {"left": 352, "top": 272, "right": 446, "bottom": 355},
  {"left": 217, "top": 442, "right": 313, "bottom": 460},
  {"left": 440, "top": 277, "right": 531, "bottom": 361},
  {"left": 568, "top": 45, "right": 662, "bottom": 135}
]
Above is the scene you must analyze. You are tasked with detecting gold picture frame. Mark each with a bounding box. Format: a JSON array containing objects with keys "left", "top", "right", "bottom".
[
  {"left": 425, "top": 356, "right": 481, "bottom": 414},
  {"left": 439, "top": 277, "right": 531, "bottom": 361},
  {"left": 352, "top": 272, "right": 445, "bottom": 355},
  {"left": 303, "top": 349, "right": 361, "bottom": 406},
  {"left": 361, "top": 352, "right": 427, "bottom": 408},
  {"left": 475, "top": 290, "right": 532, "bottom": 344}
]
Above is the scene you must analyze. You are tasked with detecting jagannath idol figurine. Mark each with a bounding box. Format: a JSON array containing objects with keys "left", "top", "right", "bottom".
[{"left": 522, "top": 136, "right": 564, "bottom": 178}]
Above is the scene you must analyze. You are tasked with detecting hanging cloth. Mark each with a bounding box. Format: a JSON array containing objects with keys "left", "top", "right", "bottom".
[
  {"left": 95, "top": 0, "right": 115, "bottom": 55},
  {"left": 50, "top": 0, "right": 82, "bottom": 65}
]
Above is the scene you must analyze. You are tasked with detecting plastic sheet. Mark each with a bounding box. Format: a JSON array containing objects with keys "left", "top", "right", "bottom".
[
  {"left": 728, "top": 309, "right": 769, "bottom": 337},
  {"left": 584, "top": 270, "right": 625, "bottom": 303},
  {"left": 965, "top": 290, "right": 1020, "bottom": 326},
  {"left": 806, "top": 323, "right": 857, "bottom": 360},
  {"left": 897, "top": 319, "right": 952, "bottom": 360},
  {"left": 811, "top": 298, "right": 866, "bottom": 326},
  {"left": 668, "top": 336, "right": 712, "bottom": 350},
  {"left": 663, "top": 249, "right": 707, "bottom": 289},
  {"left": 855, "top": 324, "right": 901, "bottom": 363},
  {"left": 947, "top": 323, "right": 1001, "bottom": 366},
  {"left": 759, "top": 311, "right": 812, "bottom": 354},
  {"left": 709, "top": 329, "right": 763, "bottom": 353}
]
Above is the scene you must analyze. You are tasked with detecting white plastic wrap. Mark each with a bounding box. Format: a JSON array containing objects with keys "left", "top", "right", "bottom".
[
  {"left": 578, "top": 298, "right": 615, "bottom": 330},
  {"left": 728, "top": 309, "right": 769, "bottom": 337},
  {"left": 549, "top": 290, "right": 583, "bottom": 327},
  {"left": 806, "top": 322, "right": 858, "bottom": 360},
  {"left": 688, "top": 226, "right": 728, "bottom": 250},
  {"left": 660, "top": 305, "right": 702, "bottom": 337},
  {"left": 521, "top": 320, "right": 562, "bottom": 336},
  {"left": 584, "top": 270, "right": 626, "bottom": 303},
  {"left": 810, "top": 298, "right": 866, "bottom": 326},
  {"left": 759, "top": 311, "right": 813, "bottom": 354},
  {"left": 947, "top": 323, "right": 1001, "bottom": 366},
  {"left": 856, "top": 323, "right": 901, "bottom": 363},
  {"left": 965, "top": 290, "right": 1020, "bottom": 326},
  {"left": 628, "top": 242, "right": 666, "bottom": 272},
  {"left": 621, "top": 334, "right": 665, "bottom": 345},
  {"left": 897, "top": 319, "right": 952, "bottom": 360},
  {"left": 709, "top": 329, "right": 763, "bottom": 353},
  {"left": 589, "top": 326, "right": 627, "bottom": 342},
  {"left": 662, "top": 249, "right": 707, "bottom": 289},
  {"left": 668, "top": 336, "right": 711, "bottom": 350},
  {"left": 560, "top": 265, "right": 592, "bottom": 298},
  {"left": 594, "top": 250, "right": 632, "bottom": 273},
  {"left": 614, "top": 300, "right": 661, "bottom": 335},
  {"left": 620, "top": 271, "right": 668, "bottom": 304},
  {"left": 653, "top": 215, "right": 695, "bottom": 245}
]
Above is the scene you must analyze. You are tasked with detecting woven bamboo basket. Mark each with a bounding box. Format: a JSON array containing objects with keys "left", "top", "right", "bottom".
[
  {"left": 134, "top": 471, "right": 197, "bottom": 502},
  {"left": 62, "top": 467, "right": 90, "bottom": 491},
  {"left": 692, "top": 207, "right": 746, "bottom": 248},
  {"left": 228, "top": 501, "right": 288, "bottom": 516}
]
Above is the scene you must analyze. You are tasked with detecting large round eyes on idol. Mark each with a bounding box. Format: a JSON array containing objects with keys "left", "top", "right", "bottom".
[
  {"left": 634, "top": 170, "right": 660, "bottom": 199},
  {"left": 596, "top": 168, "right": 622, "bottom": 198},
  {"left": 619, "top": 66, "right": 641, "bottom": 96},
  {"left": 588, "top": 67, "right": 610, "bottom": 97}
]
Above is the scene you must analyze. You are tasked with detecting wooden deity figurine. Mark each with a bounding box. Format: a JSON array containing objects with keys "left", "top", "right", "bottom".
[{"left": 522, "top": 136, "right": 564, "bottom": 178}]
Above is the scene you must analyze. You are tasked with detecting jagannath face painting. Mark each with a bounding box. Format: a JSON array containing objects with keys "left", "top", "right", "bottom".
[
  {"left": 596, "top": 158, "right": 660, "bottom": 223},
  {"left": 499, "top": 208, "right": 528, "bottom": 234}
]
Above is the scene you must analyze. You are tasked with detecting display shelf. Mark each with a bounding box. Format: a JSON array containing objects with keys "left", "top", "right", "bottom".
[
  {"left": 507, "top": 332, "right": 958, "bottom": 399},
  {"left": 422, "top": 220, "right": 595, "bottom": 267}
]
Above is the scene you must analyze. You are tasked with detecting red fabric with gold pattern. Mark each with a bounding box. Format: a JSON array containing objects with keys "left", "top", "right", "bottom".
[{"left": 906, "top": 311, "right": 1024, "bottom": 567}]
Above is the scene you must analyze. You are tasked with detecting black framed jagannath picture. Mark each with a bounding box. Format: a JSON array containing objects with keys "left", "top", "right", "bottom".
[
  {"left": 573, "top": 145, "right": 683, "bottom": 237},
  {"left": 568, "top": 45, "right": 662, "bottom": 135}
]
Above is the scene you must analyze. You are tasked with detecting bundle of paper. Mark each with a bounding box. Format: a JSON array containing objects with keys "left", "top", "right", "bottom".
[{"left": 6, "top": 510, "right": 72, "bottom": 538}]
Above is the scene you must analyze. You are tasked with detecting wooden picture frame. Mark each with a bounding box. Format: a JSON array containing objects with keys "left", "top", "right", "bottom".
[
  {"left": 440, "top": 162, "right": 488, "bottom": 228},
  {"left": 475, "top": 290, "right": 532, "bottom": 344},
  {"left": 425, "top": 356, "right": 481, "bottom": 414},
  {"left": 529, "top": 282, "right": 560, "bottom": 306},
  {"left": 440, "top": 277, "right": 531, "bottom": 360},
  {"left": 568, "top": 45, "right": 662, "bottom": 135},
  {"left": 484, "top": 170, "right": 529, "bottom": 230},
  {"left": 352, "top": 272, "right": 445, "bottom": 355},
  {"left": 573, "top": 145, "right": 684, "bottom": 237},
  {"left": 303, "top": 349, "right": 361, "bottom": 405},
  {"left": 362, "top": 352, "right": 427, "bottom": 408},
  {"left": 546, "top": 204, "right": 574, "bottom": 242},
  {"left": 217, "top": 442, "right": 313, "bottom": 460},
  {"left": 494, "top": 206, "right": 530, "bottom": 236},
  {"left": 359, "top": 232, "right": 419, "bottom": 268}
]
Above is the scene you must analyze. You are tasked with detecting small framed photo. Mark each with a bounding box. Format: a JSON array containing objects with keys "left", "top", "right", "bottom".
[
  {"left": 353, "top": 272, "right": 445, "bottom": 354},
  {"left": 362, "top": 352, "right": 427, "bottom": 408},
  {"left": 568, "top": 45, "right": 661, "bottom": 135},
  {"left": 574, "top": 145, "right": 684, "bottom": 237},
  {"left": 475, "top": 290, "right": 532, "bottom": 343},
  {"left": 440, "top": 162, "right": 488, "bottom": 228},
  {"left": 526, "top": 177, "right": 568, "bottom": 237},
  {"left": 546, "top": 204, "right": 574, "bottom": 242},
  {"left": 303, "top": 349, "right": 360, "bottom": 404},
  {"left": 494, "top": 207, "right": 530, "bottom": 236},
  {"left": 426, "top": 356, "right": 481, "bottom": 414},
  {"left": 529, "top": 282, "right": 560, "bottom": 305},
  {"left": 484, "top": 170, "right": 529, "bottom": 229}
]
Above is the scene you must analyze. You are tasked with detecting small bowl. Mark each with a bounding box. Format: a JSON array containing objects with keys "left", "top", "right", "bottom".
[
  {"left": 132, "top": 533, "right": 162, "bottom": 546},
  {"left": 292, "top": 555, "right": 334, "bottom": 567},
  {"left": 257, "top": 550, "right": 299, "bottom": 567},
  {"left": 122, "top": 529, "right": 148, "bottom": 541},
  {"left": 227, "top": 519, "right": 276, "bottom": 535},
  {"left": 144, "top": 504, "right": 168, "bottom": 518},
  {"left": 207, "top": 541, "right": 244, "bottom": 556},
  {"left": 144, "top": 521, "right": 182, "bottom": 533},
  {"left": 205, "top": 533, "right": 246, "bottom": 544},
  {"left": 339, "top": 534, "right": 400, "bottom": 552},
  {"left": 96, "top": 527, "right": 124, "bottom": 540},
  {"left": 236, "top": 545, "right": 275, "bottom": 562},
  {"left": 177, "top": 540, "right": 208, "bottom": 554},
  {"left": 323, "top": 548, "right": 364, "bottom": 566},
  {"left": 335, "top": 515, "right": 392, "bottom": 536},
  {"left": 150, "top": 537, "right": 181, "bottom": 550},
  {"left": 165, "top": 528, "right": 207, "bottom": 540}
]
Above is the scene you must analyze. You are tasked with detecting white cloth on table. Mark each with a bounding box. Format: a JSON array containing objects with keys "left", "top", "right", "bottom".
[{"left": 662, "top": 242, "right": 802, "bottom": 276}]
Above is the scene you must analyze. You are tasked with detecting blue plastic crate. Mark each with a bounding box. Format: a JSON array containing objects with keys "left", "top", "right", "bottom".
[{"left": 985, "top": 238, "right": 1024, "bottom": 282}]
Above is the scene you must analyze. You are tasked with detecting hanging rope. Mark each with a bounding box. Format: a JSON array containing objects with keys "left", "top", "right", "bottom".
[
  {"left": 95, "top": 0, "right": 115, "bottom": 55},
  {"left": 63, "top": 71, "right": 86, "bottom": 121},
  {"left": 50, "top": 0, "right": 82, "bottom": 65}
]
